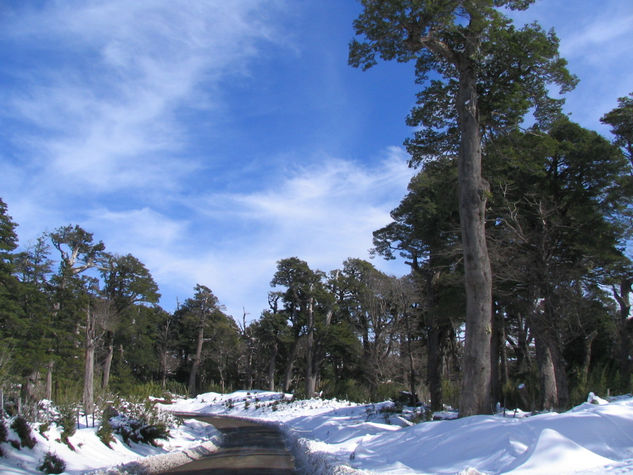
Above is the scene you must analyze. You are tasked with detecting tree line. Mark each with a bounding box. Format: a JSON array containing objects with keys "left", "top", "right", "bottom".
[
  {"left": 349, "top": 0, "right": 633, "bottom": 415},
  {"left": 1, "top": 0, "right": 632, "bottom": 419}
]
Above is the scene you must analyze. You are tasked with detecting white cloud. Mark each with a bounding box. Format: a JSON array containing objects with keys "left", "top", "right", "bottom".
[
  {"left": 164, "top": 148, "right": 415, "bottom": 317},
  {"left": 16, "top": 148, "right": 413, "bottom": 319},
  {"left": 4, "top": 0, "right": 288, "bottom": 193},
  {"left": 560, "top": 13, "right": 633, "bottom": 60}
]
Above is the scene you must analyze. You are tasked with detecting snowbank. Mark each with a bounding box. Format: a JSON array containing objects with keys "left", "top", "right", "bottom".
[
  {"left": 0, "top": 414, "right": 220, "bottom": 474},
  {"left": 163, "top": 390, "right": 633, "bottom": 474},
  {"left": 3, "top": 391, "right": 633, "bottom": 474}
]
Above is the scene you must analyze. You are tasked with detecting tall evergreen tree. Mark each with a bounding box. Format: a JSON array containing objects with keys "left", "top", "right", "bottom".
[
  {"left": 271, "top": 257, "right": 323, "bottom": 393},
  {"left": 176, "top": 284, "right": 221, "bottom": 395},
  {"left": 349, "top": 0, "right": 576, "bottom": 415},
  {"left": 374, "top": 158, "right": 463, "bottom": 410},
  {"left": 601, "top": 92, "right": 633, "bottom": 167},
  {"left": 487, "top": 118, "right": 633, "bottom": 408},
  {"left": 0, "top": 198, "right": 20, "bottom": 395},
  {"left": 99, "top": 253, "right": 160, "bottom": 389}
]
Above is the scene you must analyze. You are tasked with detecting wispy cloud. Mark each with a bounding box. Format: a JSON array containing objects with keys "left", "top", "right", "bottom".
[
  {"left": 3, "top": 0, "right": 288, "bottom": 193},
  {"left": 560, "top": 12, "right": 633, "bottom": 61},
  {"left": 111, "top": 149, "right": 415, "bottom": 317}
]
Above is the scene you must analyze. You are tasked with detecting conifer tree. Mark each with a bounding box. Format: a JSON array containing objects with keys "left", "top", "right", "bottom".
[{"left": 350, "top": 0, "right": 576, "bottom": 415}]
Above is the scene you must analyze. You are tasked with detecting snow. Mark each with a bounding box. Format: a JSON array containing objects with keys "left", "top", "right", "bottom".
[
  {"left": 2, "top": 390, "right": 633, "bottom": 474},
  {"left": 161, "top": 390, "right": 633, "bottom": 474},
  {"left": 0, "top": 412, "right": 220, "bottom": 474}
]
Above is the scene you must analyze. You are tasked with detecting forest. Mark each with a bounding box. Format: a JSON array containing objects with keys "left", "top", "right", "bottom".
[
  {"left": 1, "top": 90, "right": 632, "bottom": 417},
  {"left": 1, "top": 0, "right": 633, "bottom": 422}
]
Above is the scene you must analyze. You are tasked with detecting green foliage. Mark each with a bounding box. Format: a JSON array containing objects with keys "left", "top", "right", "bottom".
[
  {"left": 601, "top": 92, "right": 633, "bottom": 164},
  {"left": 108, "top": 398, "right": 172, "bottom": 446},
  {"left": 38, "top": 422, "right": 50, "bottom": 440},
  {"left": 350, "top": 1, "right": 577, "bottom": 164},
  {"left": 0, "top": 416, "right": 8, "bottom": 444},
  {"left": 37, "top": 452, "right": 66, "bottom": 474},
  {"left": 440, "top": 379, "right": 461, "bottom": 410},
  {"left": 97, "top": 406, "right": 116, "bottom": 448},
  {"left": 11, "top": 416, "right": 36, "bottom": 449},
  {"left": 374, "top": 383, "right": 408, "bottom": 404},
  {"left": 121, "top": 381, "right": 171, "bottom": 400},
  {"left": 327, "top": 378, "right": 370, "bottom": 403},
  {"left": 56, "top": 405, "right": 77, "bottom": 451}
]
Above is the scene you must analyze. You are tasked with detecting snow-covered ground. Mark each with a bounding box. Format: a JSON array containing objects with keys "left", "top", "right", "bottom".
[
  {"left": 0, "top": 411, "right": 221, "bottom": 474},
  {"left": 162, "top": 390, "right": 633, "bottom": 474},
  {"left": 1, "top": 390, "right": 633, "bottom": 474}
]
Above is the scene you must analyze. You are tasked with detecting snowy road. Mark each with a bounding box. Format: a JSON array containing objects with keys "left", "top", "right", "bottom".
[{"left": 161, "top": 415, "right": 297, "bottom": 475}]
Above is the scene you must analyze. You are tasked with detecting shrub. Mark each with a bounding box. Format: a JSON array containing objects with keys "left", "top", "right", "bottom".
[
  {"left": 96, "top": 407, "right": 115, "bottom": 449},
  {"left": 111, "top": 417, "right": 169, "bottom": 446},
  {"left": 108, "top": 399, "right": 171, "bottom": 446},
  {"left": 38, "top": 452, "right": 65, "bottom": 474},
  {"left": 138, "top": 423, "right": 170, "bottom": 446},
  {"left": 11, "top": 416, "right": 37, "bottom": 449},
  {"left": 57, "top": 405, "right": 77, "bottom": 451},
  {"left": 0, "top": 417, "right": 8, "bottom": 443},
  {"left": 38, "top": 422, "right": 50, "bottom": 440}
]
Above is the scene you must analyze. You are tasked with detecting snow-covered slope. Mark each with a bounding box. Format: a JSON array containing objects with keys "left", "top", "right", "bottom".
[
  {"left": 0, "top": 414, "right": 220, "bottom": 474},
  {"left": 164, "top": 390, "right": 633, "bottom": 474},
  {"left": 2, "top": 390, "right": 633, "bottom": 474}
]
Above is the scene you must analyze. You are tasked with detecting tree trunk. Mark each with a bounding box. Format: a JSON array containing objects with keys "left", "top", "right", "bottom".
[
  {"left": 283, "top": 340, "right": 299, "bottom": 393},
  {"left": 245, "top": 351, "right": 254, "bottom": 390},
  {"left": 613, "top": 280, "right": 632, "bottom": 385},
  {"left": 188, "top": 325, "right": 204, "bottom": 396},
  {"left": 268, "top": 344, "right": 278, "bottom": 392},
  {"left": 83, "top": 306, "right": 95, "bottom": 416},
  {"left": 403, "top": 316, "right": 417, "bottom": 401},
  {"left": 46, "top": 361, "right": 54, "bottom": 401},
  {"left": 160, "top": 349, "right": 168, "bottom": 388},
  {"left": 427, "top": 323, "right": 444, "bottom": 412},
  {"left": 551, "top": 340, "right": 569, "bottom": 409},
  {"left": 490, "top": 302, "right": 506, "bottom": 405},
  {"left": 305, "top": 298, "right": 316, "bottom": 397},
  {"left": 457, "top": 62, "right": 493, "bottom": 417},
  {"left": 535, "top": 331, "right": 557, "bottom": 410},
  {"left": 102, "top": 331, "right": 114, "bottom": 389},
  {"left": 84, "top": 342, "right": 95, "bottom": 414},
  {"left": 578, "top": 330, "right": 598, "bottom": 397}
]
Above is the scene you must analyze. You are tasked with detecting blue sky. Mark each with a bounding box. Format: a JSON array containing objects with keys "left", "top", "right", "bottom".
[{"left": 1, "top": 0, "right": 631, "bottom": 320}]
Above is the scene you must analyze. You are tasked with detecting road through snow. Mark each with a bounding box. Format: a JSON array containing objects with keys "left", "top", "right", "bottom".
[{"left": 161, "top": 415, "right": 297, "bottom": 475}]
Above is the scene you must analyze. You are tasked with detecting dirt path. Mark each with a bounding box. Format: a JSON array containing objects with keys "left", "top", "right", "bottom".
[{"left": 161, "top": 415, "right": 298, "bottom": 475}]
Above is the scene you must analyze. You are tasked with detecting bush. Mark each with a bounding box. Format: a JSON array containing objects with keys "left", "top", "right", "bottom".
[
  {"left": 38, "top": 452, "right": 66, "bottom": 474},
  {"left": 0, "top": 417, "right": 8, "bottom": 443},
  {"left": 56, "top": 405, "right": 77, "bottom": 451},
  {"left": 11, "top": 416, "right": 36, "bottom": 449},
  {"left": 111, "top": 417, "right": 169, "bottom": 446},
  {"left": 97, "top": 406, "right": 116, "bottom": 448},
  {"left": 38, "top": 422, "right": 51, "bottom": 440},
  {"left": 108, "top": 399, "right": 171, "bottom": 446},
  {"left": 333, "top": 379, "right": 370, "bottom": 403}
]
